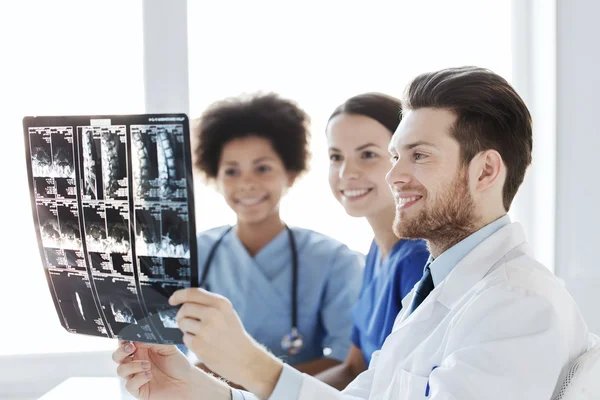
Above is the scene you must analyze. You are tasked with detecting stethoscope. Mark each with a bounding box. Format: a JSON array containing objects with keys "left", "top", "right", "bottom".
[{"left": 198, "top": 224, "right": 304, "bottom": 355}]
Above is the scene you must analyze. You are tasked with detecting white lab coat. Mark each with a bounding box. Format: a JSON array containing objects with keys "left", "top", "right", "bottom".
[{"left": 295, "top": 222, "right": 593, "bottom": 399}]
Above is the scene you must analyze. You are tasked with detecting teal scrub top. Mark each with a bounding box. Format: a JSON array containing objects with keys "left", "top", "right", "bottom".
[{"left": 197, "top": 225, "right": 363, "bottom": 365}]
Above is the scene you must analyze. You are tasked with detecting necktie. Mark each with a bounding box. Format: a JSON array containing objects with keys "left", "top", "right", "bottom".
[{"left": 409, "top": 266, "right": 434, "bottom": 315}]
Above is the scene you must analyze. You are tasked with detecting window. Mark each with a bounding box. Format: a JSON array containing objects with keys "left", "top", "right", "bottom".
[
  {"left": 187, "top": 0, "right": 513, "bottom": 254},
  {"left": 1, "top": 0, "right": 514, "bottom": 357},
  {"left": 0, "top": 0, "right": 143, "bottom": 355}
]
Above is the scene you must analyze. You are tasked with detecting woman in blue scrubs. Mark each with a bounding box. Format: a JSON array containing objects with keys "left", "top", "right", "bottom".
[
  {"left": 191, "top": 93, "right": 363, "bottom": 376},
  {"left": 315, "top": 93, "right": 430, "bottom": 389}
]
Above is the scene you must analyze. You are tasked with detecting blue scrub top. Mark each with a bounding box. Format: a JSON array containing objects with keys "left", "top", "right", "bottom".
[
  {"left": 197, "top": 225, "right": 363, "bottom": 365},
  {"left": 351, "top": 239, "right": 429, "bottom": 366}
]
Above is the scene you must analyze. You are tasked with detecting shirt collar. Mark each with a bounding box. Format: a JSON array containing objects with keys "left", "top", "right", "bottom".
[{"left": 428, "top": 214, "right": 511, "bottom": 286}]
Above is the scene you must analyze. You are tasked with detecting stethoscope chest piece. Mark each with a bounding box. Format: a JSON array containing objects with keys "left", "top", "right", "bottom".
[{"left": 281, "top": 327, "right": 304, "bottom": 355}]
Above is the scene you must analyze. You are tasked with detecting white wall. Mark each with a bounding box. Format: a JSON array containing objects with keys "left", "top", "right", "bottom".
[{"left": 555, "top": 0, "right": 600, "bottom": 334}]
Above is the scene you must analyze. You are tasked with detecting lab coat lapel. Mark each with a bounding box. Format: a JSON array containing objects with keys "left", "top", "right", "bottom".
[
  {"left": 391, "top": 285, "right": 443, "bottom": 338},
  {"left": 393, "top": 286, "right": 417, "bottom": 328},
  {"left": 390, "top": 223, "right": 528, "bottom": 336},
  {"left": 435, "top": 222, "right": 527, "bottom": 310}
]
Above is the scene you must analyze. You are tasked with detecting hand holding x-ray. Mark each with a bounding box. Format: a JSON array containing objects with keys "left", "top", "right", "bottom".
[
  {"left": 169, "top": 288, "right": 284, "bottom": 398},
  {"left": 112, "top": 340, "right": 231, "bottom": 400}
]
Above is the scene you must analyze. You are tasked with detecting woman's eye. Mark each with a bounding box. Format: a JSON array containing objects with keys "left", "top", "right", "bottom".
[
  {"left": 257, "top": 164, "right": 272, "bottom": 173},
  {"left": 413, "top": 153, "right": 427, "bottom": 161},
  {"left": 224, "top": 168, "right": 238, "bottom": 176},
  {"left": 329, "top": 154, "right": 342, "bottom": 162},
  {"left": 362, "top": 151, "right": 377, "bottom": 159}
]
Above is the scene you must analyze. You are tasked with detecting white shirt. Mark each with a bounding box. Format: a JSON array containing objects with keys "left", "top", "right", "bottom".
[{"left": 233, "top": 221, "right": 593, "bottom": 400}]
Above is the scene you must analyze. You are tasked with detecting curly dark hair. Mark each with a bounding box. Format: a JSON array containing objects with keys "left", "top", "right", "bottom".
[{"left": 193, "top": 93, "right": 311, "bottom": 180}]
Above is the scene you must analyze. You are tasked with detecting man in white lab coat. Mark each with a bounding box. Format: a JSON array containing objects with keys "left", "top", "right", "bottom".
[{"left": 113, "top": 66, "right": 594, "bottom": 400}]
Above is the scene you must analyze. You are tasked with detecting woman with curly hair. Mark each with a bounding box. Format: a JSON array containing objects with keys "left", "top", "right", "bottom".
[{"left": 191, "top": 93, "right": 363, "bottom": 377}]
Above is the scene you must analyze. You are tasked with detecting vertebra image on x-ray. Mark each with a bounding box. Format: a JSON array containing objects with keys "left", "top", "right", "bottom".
[
  {"left": 156, "top": 126, "right": 186, "bottom": 199},
  {"left": 29, "top": 127, "right": 74, "bottom": 178},
  {"left": 30, "top": 134, "right": 52, "bottom": 177},
  {"left": 158, "top": 307, "right": 178, "bottom": 329},
  {"left": 105, "top": 204, "right": 130, "bottom": 254},
  {"left": 80, "top": 129, "right": 104, "bottom": 200},
  {"left": 134, "top": 205, "right": 190, "bottom": 258},
  {"left": 93, "top": 274, "right": 158, "bottom": 342},
  {"left": 111, "top": 300, "right": 137, "bottom": 324},
  {"left": 57, "top": 202, "right": 82, "bottom": 250},
  {"left": 131, "top": 125, "right": 186, "bottom": 200},
  {"left": 37, "top": 201, "right": 61, "bottom": 249},
  {"left": 131, "top": 128, "right": 158, "bottom": 200},
  {"left": 141, "top": 280, "right": 189, "bottom": 343},
  {"left": 160, "top": 206, "right": 190, "bottom": 257},
  {"left": 83, "top": 203, "right": 108, "bottom": 253},
  {"left": 134, "top": 206, "right": 161, "bottom": 257},
  {"left": 50, "top": 130, "right": 75, "bottom": 178},
  {"left": 100, "top": 129, "right": 128, "bottom": 200}
]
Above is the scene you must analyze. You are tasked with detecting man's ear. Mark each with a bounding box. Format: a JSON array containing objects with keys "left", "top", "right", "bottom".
[{"left": 473, "top": 149, "right": 504, "bottom": 193}]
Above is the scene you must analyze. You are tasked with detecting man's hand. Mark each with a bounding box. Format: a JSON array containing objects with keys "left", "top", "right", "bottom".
[
  {"left": 170, "top": 288, "right": 284, "bottom": 399},
  {"left": 112, "top": 340, "right": 230, "bottom": 400}
]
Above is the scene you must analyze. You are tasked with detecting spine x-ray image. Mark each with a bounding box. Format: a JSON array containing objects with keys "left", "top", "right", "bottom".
[
  {"left": 57, "top": 202, "right": 82, "bottom": 250},
  {"left": 105, "top": 203, "right": 131, "bottom": 254},
  {"left": 134, "top": 203, "right": 190, "bottom": 258},
  {"left": 100, "top": 128, "right": 128, "bottom": 200},
  {"left": 29, "top": 127, "right": 75, "bottom": 178},
  {"left": 131, "top": 125, "right": 187, "bottom": 201},
  {"left": 80, "top": 128, "right": 104, "bottom": 201},
  {"left": 24, "top": 114, "right": 197, "bottom": 345},
  {"left": 37, "top": 201, "right": 61, "bottom": 249},
  {"left": 83, "top": 203, "right": 108, "bottom": 253}
]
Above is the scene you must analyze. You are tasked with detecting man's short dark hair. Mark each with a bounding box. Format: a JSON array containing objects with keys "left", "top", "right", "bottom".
[{"left": 403, "top": 66, "right": 533, "bottom": 210}]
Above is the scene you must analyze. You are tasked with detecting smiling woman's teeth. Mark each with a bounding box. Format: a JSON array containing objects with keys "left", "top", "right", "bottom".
[
  {"left": 344, "top": 189, "right": 370, "bottom": 198},
  {"left": 239, "top": 197, "right": 264, "bottom": 206}
]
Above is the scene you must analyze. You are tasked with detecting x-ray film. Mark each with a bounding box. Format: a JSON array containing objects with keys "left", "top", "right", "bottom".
[{"left": 23, "top": 114, "right": 197, "bottom": 344}]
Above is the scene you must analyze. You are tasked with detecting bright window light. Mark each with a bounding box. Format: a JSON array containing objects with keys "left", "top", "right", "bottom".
[
  {"left": 0, "top": 0, "right": 512, "bottom": 356},
  {"left": 0, "top": 0, "right": 144, "bottom": 355},
  {"left": 187, "top": 0, "right": 513, "bottom": 254}
]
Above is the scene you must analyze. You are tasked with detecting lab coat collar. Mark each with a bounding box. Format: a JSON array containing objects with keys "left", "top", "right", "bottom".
[
  {"left": 397, "top": 222, "right": 528, "bottom": 327},
  {"left": 435, "top": 221, "right": 528, "bottom": 310}
]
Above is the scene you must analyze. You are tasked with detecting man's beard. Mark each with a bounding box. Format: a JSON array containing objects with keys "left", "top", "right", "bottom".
[{"left": 393, "top": 168, "right": 479, "bottom": 253}]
